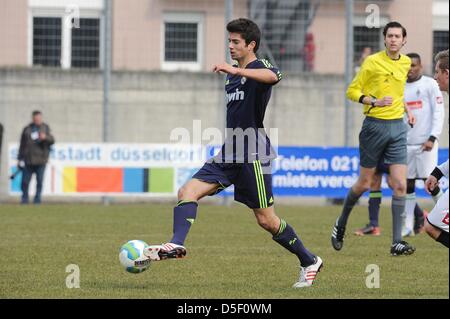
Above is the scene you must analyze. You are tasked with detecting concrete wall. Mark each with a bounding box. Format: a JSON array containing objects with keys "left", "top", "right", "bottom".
[{"left": 0, "top": 68, "right": 448, "bottom": 199}]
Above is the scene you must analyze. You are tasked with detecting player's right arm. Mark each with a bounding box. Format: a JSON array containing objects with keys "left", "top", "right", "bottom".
[
  {"left": 213, "top": 62, "right": 280, "bottom": 84},
  {"left": 236, "top": 67, "right": 279, "bottom": 84},
  {"left": 346, "top": 59, "right": 369, "bottom": 102}
]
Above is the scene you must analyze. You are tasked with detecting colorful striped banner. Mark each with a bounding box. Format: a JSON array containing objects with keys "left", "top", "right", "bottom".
[{"left": 60, "top": 167, "right": 175, "bottom": 193}]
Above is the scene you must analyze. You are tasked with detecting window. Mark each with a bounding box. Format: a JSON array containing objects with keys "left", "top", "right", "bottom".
[
  {"left": 432, "top": 0, "right": 448, "bottom": 69},
  {"left": 162, "top": 13, "right": 203, "bottom": 71},
  {"left": 33, "top": 17, "right": 62, "bottom": 67},
  {"left": 353, "top": 26, "right": 381, "bottom": 68},
  {"left": 71, "top": 18, "right": 101, "bottom": 68},
  {"left": 433, "top": 30, "right": 449, "bottom": 58},
  {"left": 165, "top": 22, "right": 198, "bottom": 62},
  {"left": 31, "top": 16, "right": 101, "bottom": 69},
  {"left": 352, "top": 16, "right": 389, "bottom": 72},
  {"left": 29, "top": 0, "right": 103, "bottom": 69}
]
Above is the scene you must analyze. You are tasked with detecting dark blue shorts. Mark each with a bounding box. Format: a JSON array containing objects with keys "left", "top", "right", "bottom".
[{"left": 192, "top": 160, "right": 274, "bottom": 209}]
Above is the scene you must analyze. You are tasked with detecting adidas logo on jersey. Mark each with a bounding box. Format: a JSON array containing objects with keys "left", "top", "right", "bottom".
[{"left": 226, "top": 88, "right": 245, "bottom": 103}]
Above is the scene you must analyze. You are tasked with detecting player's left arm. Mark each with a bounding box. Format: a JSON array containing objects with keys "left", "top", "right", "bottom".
[
  {"left": 425, "top": 81, "right": 445, "bottom": 150},
  {"left": 213, "top": 62, "right": 281, "bottom": 84}
]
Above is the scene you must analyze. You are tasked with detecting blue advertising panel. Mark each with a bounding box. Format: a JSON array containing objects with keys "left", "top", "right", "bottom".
[
  {"left": 271, "top": 147, "right": 448, "bottom": 198},
  {"left": 9, "top": 143, "right": 448, "bottom": 198}
]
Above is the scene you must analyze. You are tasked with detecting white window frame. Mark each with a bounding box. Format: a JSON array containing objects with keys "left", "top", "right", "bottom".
[
  {"left": 161, "top": 12, "right": 204, "bottom": 72},
  {"left": 432, "top": 0, "right": 449, "bottom": 31},
  {"left": 28, "top": 0, "right": 104, "bottom": 69}
]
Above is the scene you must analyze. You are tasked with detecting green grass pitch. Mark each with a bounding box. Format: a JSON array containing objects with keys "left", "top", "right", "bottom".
[{"left": 0, "top": 203, "right": 448, "bottom": 298}]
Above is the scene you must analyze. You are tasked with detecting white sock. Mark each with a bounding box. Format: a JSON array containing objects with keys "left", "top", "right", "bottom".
[{"left": 404, "top": 193, "right": 416, "bottom": 232}]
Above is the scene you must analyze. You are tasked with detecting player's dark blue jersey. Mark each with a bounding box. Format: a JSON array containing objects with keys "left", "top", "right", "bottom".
[
  {"left": 216, "top": 59, "right": 282, "bottom": 164},
  {"left": 225, "top": 59, "right": 281, "bottom": 129}
]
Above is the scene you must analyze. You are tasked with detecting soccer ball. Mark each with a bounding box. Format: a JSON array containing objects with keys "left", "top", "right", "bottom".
[{"left": 119, "top": 240, "right": 151, "bottom": 274}]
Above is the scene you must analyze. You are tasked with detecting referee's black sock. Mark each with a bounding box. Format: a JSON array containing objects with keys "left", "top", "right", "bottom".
[
  {"left": 368, "top": 191, "right": 382, "bottom": 227},
  {"left": 436, "top": 231, "right": 449, "bottom": 248}
]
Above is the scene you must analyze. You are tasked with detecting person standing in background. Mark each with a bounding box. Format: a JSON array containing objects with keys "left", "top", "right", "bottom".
[{"left": 18, "top": 110, "right": 55, "bottom": 204}]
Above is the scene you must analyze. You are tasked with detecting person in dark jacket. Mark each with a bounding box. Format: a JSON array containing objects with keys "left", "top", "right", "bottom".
[{"left": 18, "top": 110, "right": 55, "bottom": 204}]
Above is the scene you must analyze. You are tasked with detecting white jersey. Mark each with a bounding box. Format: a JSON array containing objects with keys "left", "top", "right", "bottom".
[
  {"left": 405, "top": 76, "right": 445, "bottom": 145},
  {"left": 427, "top": 189, "right": 448, "bottom": 233},
  {"left": 427, "top": 160, "right": 449, "bottom": 233}
]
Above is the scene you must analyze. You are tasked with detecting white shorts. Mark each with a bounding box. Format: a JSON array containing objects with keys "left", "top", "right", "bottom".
[
  {"left": 407, "top": 143, "right": 438, "bottom": 179},
  {"left": 427, "top": 189, "right": 449, "bottom": 233}
]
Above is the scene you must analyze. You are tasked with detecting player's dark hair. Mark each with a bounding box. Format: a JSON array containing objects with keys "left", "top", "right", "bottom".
[
  {"left": 226, "top": 18, "right": 261, "bottom": 53},
  {"left": 406, "top": 53, "right": 421, "bottom": 64},
  {"left": 383, "top": 21, "right": 407, "bottom": 38},
  {"left": 435, "top": 49, "right": 449, "bottom": 71},
  {"left": 32, "top": 110, "right": 42, "bottom": 117}
]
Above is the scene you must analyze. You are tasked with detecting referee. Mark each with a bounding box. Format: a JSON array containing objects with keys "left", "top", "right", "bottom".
[{"left": 331, "top": 22, "right": 416, "bottom": 256}]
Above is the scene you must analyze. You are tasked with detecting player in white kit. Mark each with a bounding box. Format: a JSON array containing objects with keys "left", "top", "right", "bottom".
[
  {"left": 425, "top": 160, "right": 449, "bottom": 247},
  {"left": 424, "top": 49, "right": 449, "bottom": 248},
  {"left": 402, "top": 53, "right": 445, "bottom": 236}
]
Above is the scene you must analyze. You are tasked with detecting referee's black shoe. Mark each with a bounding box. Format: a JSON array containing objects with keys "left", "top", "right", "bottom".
[
  {"left": 331, "top": 218, "right": 346, "bottom": 251},
  {"left": 390, "top": 241, "right": 416, "bottom": 256}
]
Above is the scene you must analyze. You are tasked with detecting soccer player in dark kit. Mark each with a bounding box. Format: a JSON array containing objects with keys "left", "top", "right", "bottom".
[{"left": 143, "top": 18, "right": 323, "bottom": 288}]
